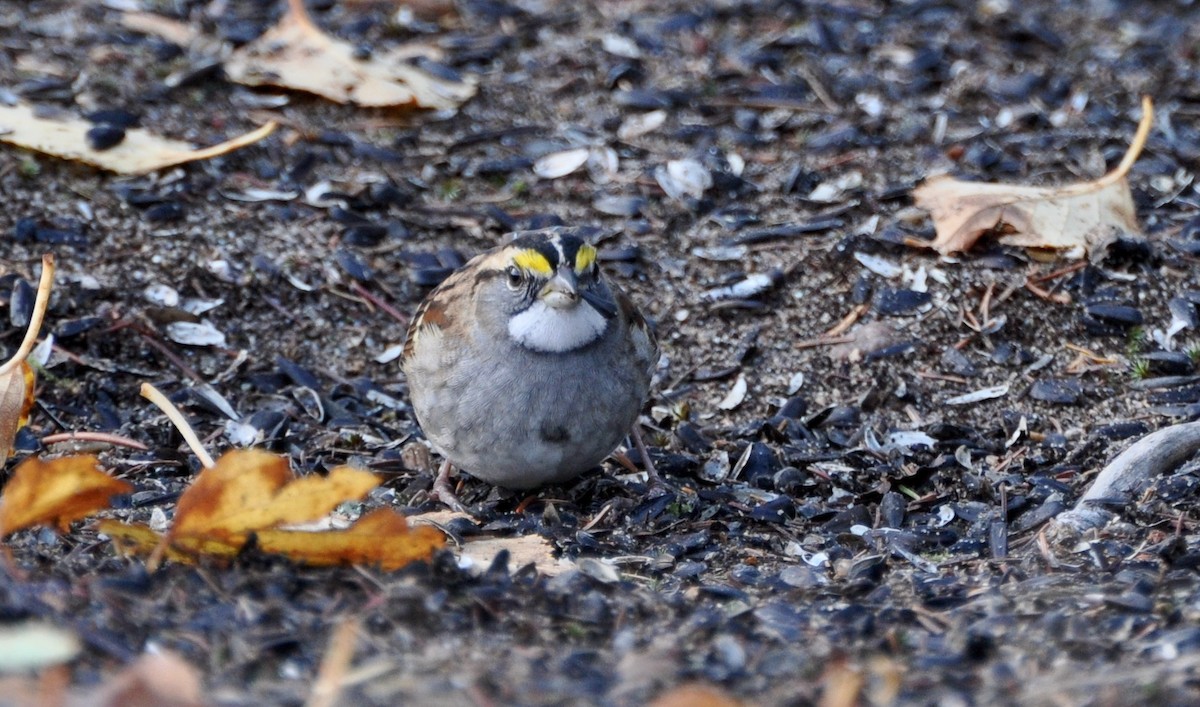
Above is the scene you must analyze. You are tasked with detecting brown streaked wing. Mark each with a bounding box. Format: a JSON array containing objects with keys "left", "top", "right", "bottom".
[{"left": 614, "top": 287, "right": 659, "bottom": 364}]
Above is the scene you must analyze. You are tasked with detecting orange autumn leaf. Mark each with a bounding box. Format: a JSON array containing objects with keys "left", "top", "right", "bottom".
[
  {"left": 0, "top": 361, "right": 35, "bottom": 468},
  {"left": 255, "top": 508, "right": 444, "bottom": 571},
  {"left": 0, "top": 455, "right": 133, "bottom": 536},
  {"left": 99, "top": 520, "right": 202, "bottom": 564},
  {"left": 168, "top": 449, "right": 379, "bottom": 543},
  {"left": 102, "top": 509, "right": 442, "bottom": 570},
  {"left": 101, "top": 449, "right": 440, "bottom": 569}
]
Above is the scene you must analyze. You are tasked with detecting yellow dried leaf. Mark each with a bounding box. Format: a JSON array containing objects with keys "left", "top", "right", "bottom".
[
  {"left": 255, "top": 508, "right": 444, "bottom": 571},
  {"left": 102, "top": 509, "right": 443, "bottom": 570},
  {"left": 0, "top": 455, "right": 133, "bottom": 536},
  {"left": 0, "top": 103, "right": 276, "bottom": 175},
  {"left": 169, "top": 449, "right": 379, "bottom": 542},
  {"left": 102, "top": 449, "right": 441, "bottom": 569},
  {"left": 99, "top": 521, "right": 205, "bottom": 565},
  {"left": 224, "top": 0, "right": 475, "bottom": 109},
  {"left": 914, "top": 97, "right": 1152, "bottom": 259},
  {"left": 0, "top": 361, "right": 35, "bottom": 468}
]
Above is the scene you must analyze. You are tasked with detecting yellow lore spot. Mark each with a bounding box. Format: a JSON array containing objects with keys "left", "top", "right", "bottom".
[
  {"left": 574, "top": 243, "right": 597, "bottom": 273},
  {"left": 512, "top": 249, "right": 553, "bottom": 276}
]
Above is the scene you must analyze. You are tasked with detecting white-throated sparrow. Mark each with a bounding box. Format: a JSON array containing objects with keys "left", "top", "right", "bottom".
[{"left": 402, "top": 228, "right": 660, "bottom": 510}]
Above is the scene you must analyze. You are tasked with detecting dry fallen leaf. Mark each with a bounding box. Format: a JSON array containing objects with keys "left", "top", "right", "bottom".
[
  {"left": 648, "top": 684, "right": 743, "bottom": 707},
  {"left": 224, "top": 0, "right": 475, "bottom": 109},
  {"left": 0, "top": 455, "right": 133, "bottom": 536},
  {"left": 0, "top": 361, "right": 34, "bottom": 468},
  {"left": 103, "top": 507, "right": 443, "bottom": 571},
  {"left": 914, "top": 96, "right": 1152, "bottom": 258},
  {"left": 254, "top": 508, "right": 444, "bottom": 571},
  {"left": 100, "top": 449, "right": 442, "bottom": 570},
  {"left": 0, "top": 103, "right": 276, "bottom": 175},
  {"left": 167, "top": 449, "right": 378, "bottom": 542},
  {"left": 0, "top": 254, "right": 54, "bottom": 467}
]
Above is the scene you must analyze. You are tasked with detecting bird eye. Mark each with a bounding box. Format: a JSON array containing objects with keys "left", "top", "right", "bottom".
[{"left": 506, "top": 266, "right": 523, "bottom": 289}]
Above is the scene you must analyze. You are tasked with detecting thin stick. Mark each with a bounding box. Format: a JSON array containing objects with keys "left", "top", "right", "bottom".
[
  {"left": 139, "top": 382, "right": 215, "bottom": 469},
  {"left": 41, "top": 431, "right": 150, "bottom": 451},
  {"left": 1095, "top": 95, "right": 1154, "bottom": 189},
  {"left": 306, "top": 618, "right": 361, "bottom": 707},
  {"left": 349, "top": 281, "right": 409, "bottom": 325},
  {"left": 795, "top": 335, "right": 854, "bottom": 349},
  {"left": 0, "top": 255, "right": 55, "bottom": 377},
  {"left": 822, "top": 303, "right": 869, "bottom": 338}
]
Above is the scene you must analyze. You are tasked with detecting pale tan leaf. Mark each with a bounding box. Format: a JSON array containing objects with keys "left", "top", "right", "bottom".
[
  {"left": 224, "top": 0, "right": 475, "bottom": 109},
  {"left": 913, "top": 97, "right": 1153, "bottom": 259},
  {"left": 913, "top": 174, "right": 1139, "bottom": 257},
  {"left": 0, "top": 103, "right": 276, "bottom": 175},
  {"left": 459, "top": 534, "right": 566, "bottom": 576}
]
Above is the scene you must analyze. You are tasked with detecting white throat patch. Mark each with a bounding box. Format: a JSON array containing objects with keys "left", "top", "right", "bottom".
[{"left": 509, "top": 301, "right": 607, "bottom": 353}]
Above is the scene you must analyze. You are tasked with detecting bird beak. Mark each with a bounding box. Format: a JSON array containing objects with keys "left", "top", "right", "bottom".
[{"left": 539, "top": 270, "right": 579, "bottom": 309}]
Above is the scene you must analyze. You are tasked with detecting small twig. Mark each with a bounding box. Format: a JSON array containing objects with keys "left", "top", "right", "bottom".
[
  {"left": 306, "top": 618, "right": 361, "bottom": 707},
  {"left": 916, "top": 370, "right": 969, "bottom": 384},
  {"left": 107, "top": 319, "right": 205, "bottom": 384},
  {"left": 581, "top": 501, "right": 615, "bottom": 533},
  {"left": 140, "top": 382, "right": 216, "bottom": 469},
  {"left": 822, "top": 303, "right": 869, "bottom": 338},
  {"left": 41, "top": 431, "right": 150, "bottom": 451},
  {"left": 1036, "top": 527, "right": 1060, "bottom": 569},
  {"left": 1024, "top": 278, "right": 1071, "bottom": 305},
  {"left": 979, "top": 281, "right": 994, "bottom": 326},
  {"left": 1030, "top": 260, "right": 1087, "bottom": 284},
  {"left": 349, "top": 281, "right": 409, "bottom": 326},
  {"left": 795, "top": 335, "right": 854, "bottom": 350},
  {"left": 797, "top": 62, "right": 839, "bottom": 113}
]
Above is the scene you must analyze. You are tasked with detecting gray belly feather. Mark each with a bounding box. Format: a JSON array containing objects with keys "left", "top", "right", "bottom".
[{"left": 405, "top": 326, "right": 650, "bottom": 489}]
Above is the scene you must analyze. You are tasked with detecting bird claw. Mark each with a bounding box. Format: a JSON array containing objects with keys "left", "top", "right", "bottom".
[{"left": 432, "top": 461, "right": 470, "bottom": 514}]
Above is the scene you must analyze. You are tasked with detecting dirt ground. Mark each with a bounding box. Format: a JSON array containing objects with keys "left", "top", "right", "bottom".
[{"left": 3, "top": 0, "right": 1200, "bottom": 705}]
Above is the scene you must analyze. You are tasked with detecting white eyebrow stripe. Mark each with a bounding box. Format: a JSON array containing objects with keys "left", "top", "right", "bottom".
[{"left": 553, "top": 235, "right": 566, "bottom": 269}]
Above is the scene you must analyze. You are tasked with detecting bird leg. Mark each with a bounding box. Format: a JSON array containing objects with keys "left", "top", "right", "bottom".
[
  {"left": 631, "top": 425, "right": 667, "bottom": 491},
  {"left": 432, "top": 460, "right": 469, "bottom": 513}
]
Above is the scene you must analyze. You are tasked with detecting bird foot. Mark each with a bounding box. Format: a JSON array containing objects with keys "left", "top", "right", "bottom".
[
  {"left": 631, "top": 425, "right": 671, "bottom": 494},
  {"left": 432, "top": 460, "right": 470, "bottom": 514}
]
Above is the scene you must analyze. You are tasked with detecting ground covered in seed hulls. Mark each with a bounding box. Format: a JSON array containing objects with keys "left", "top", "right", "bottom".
[{"left": 3, "top": 0, "right": 1200, "bottom": 704}]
